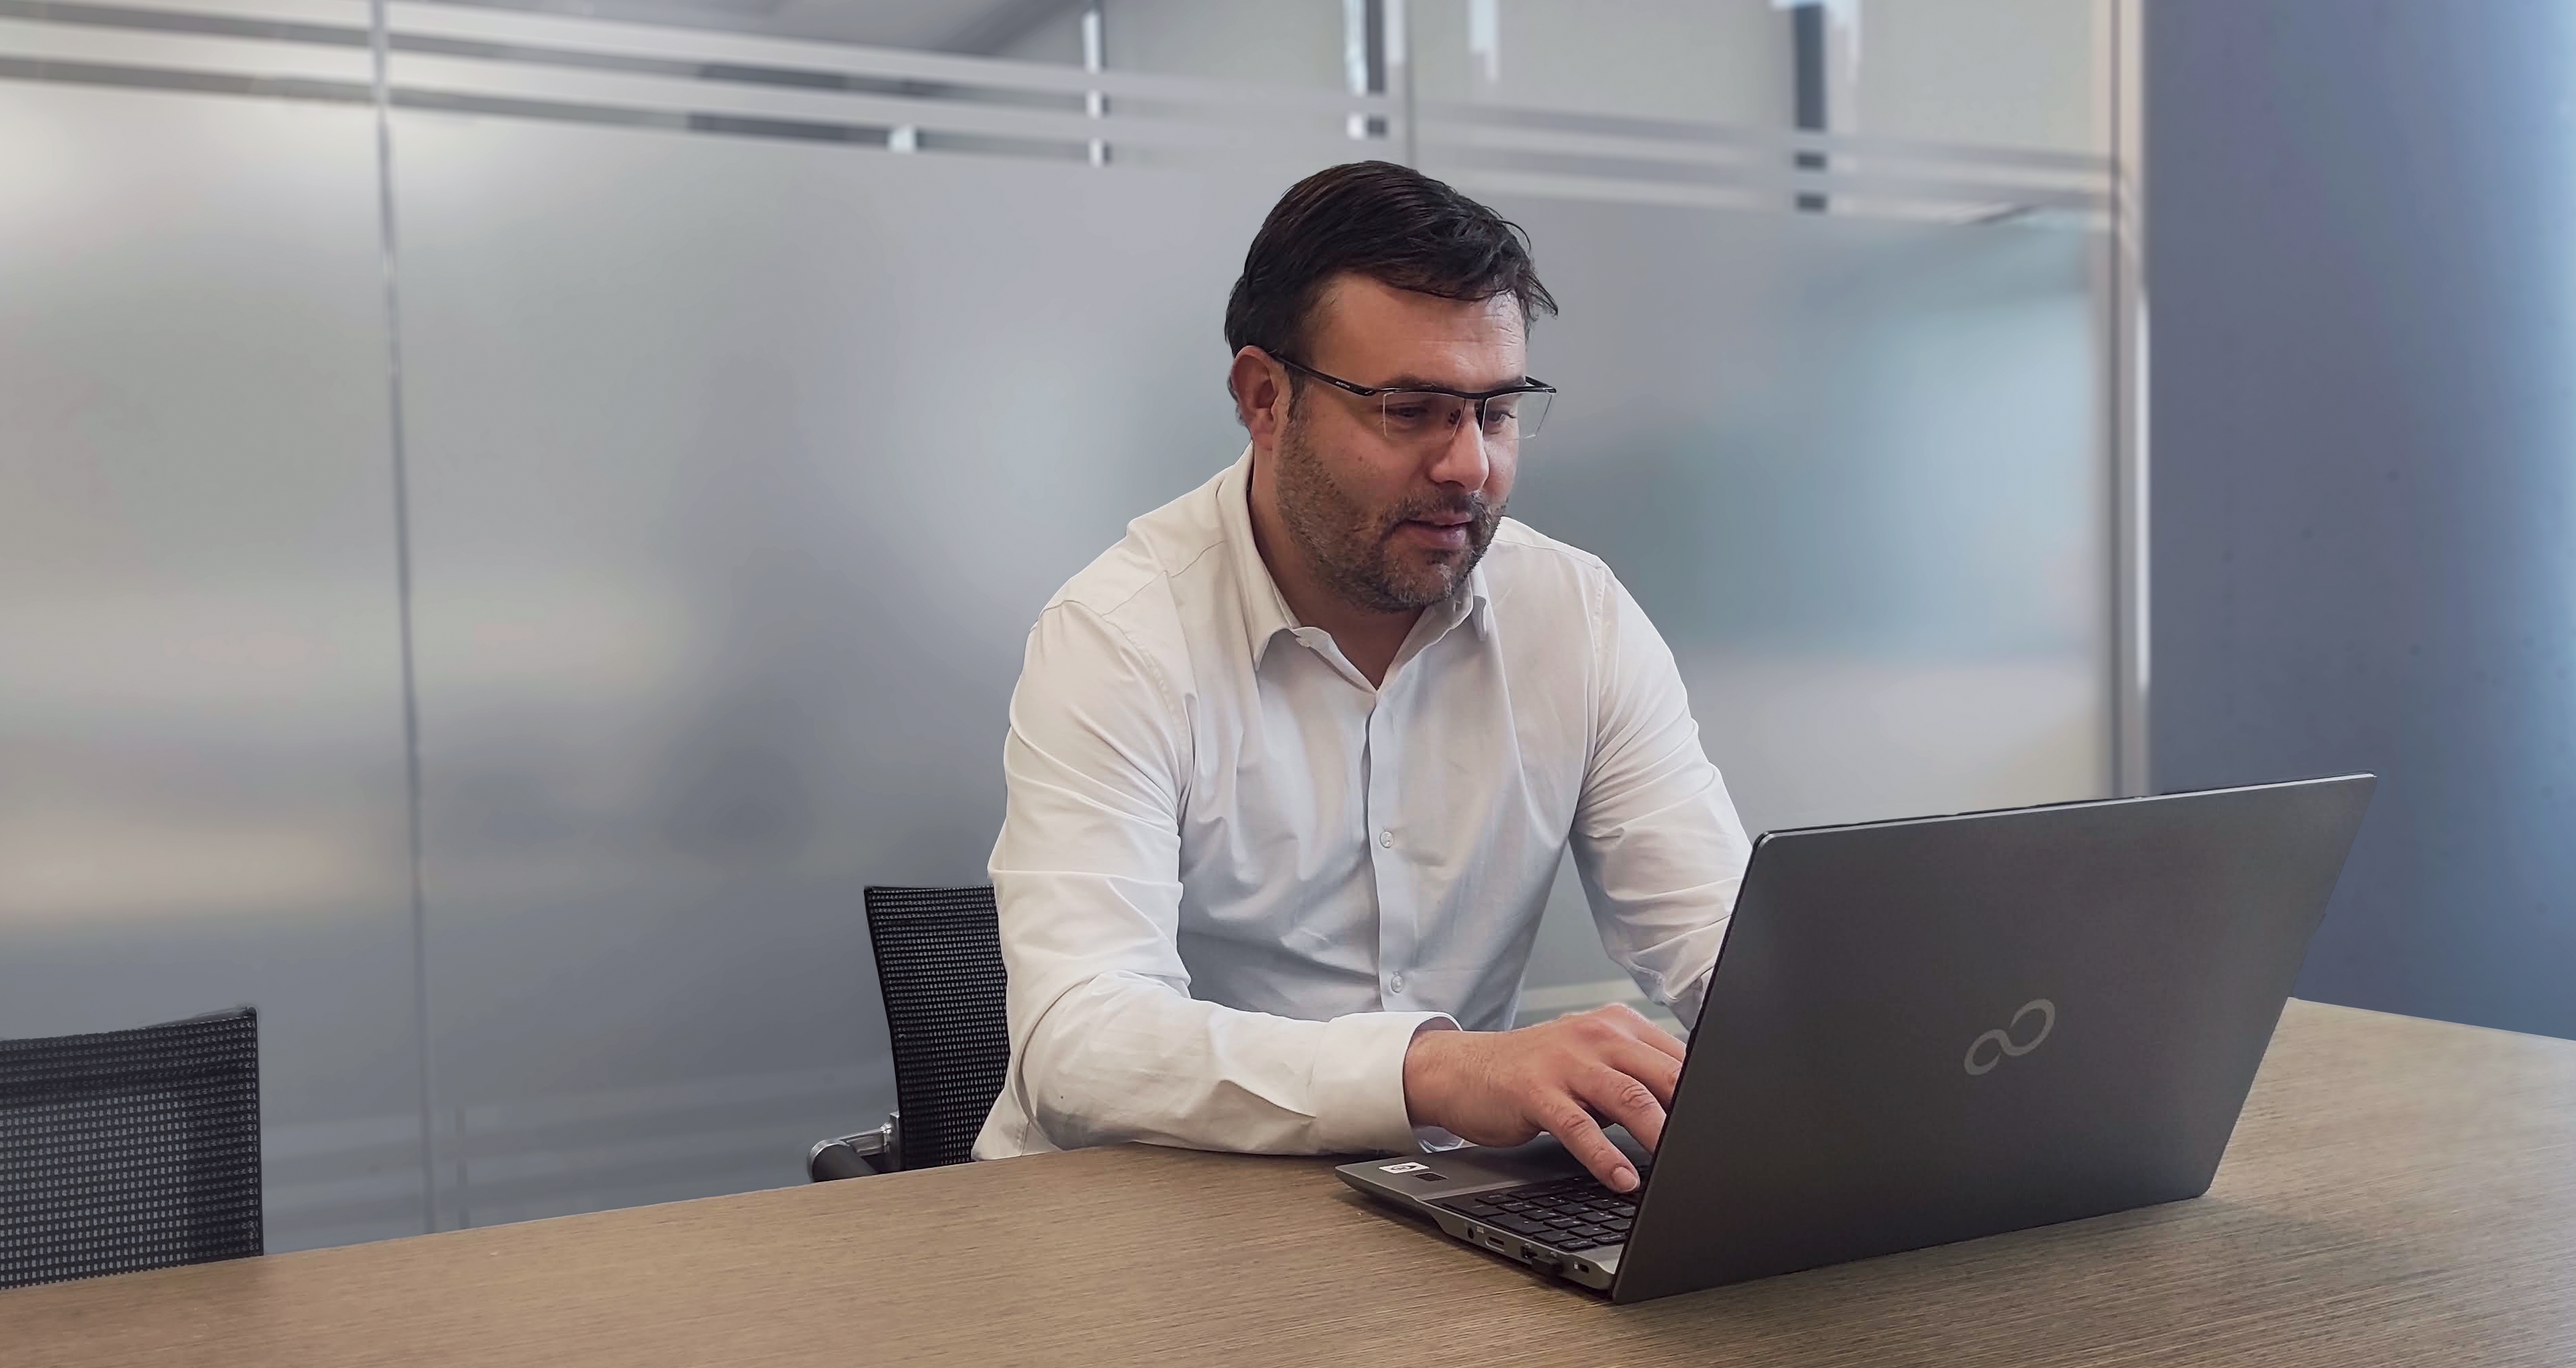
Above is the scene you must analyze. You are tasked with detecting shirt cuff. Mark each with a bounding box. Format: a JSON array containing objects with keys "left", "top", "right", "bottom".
[
  {"left": 1671, "top": 969, "right": 1712, "bottom": 1042},
  {"left": 1311, "top": 1011, "right": 1457, "bottom": 1154}
]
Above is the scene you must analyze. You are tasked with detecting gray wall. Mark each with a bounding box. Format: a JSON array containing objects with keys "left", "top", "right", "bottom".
[{"left": 2147, "top": 0, "right": 2576, "bottom": 1040}]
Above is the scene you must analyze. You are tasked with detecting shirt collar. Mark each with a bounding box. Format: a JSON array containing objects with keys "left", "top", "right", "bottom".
[
  {"left": 1217, "top": 444, "right": 1493, "bottom": 672},
  {"left": 1216, "top": 446, "right": 1303, "bottom": 668}
]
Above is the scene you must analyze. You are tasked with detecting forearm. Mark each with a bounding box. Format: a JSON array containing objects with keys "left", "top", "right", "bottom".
[{"left": 1011, "top": 968, "right": 1448, "bottom": 1154}]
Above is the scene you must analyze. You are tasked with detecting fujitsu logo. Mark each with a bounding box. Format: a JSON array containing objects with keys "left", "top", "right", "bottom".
[{"left": 1964, "top": 999, "right": 2056, "bottom": 1076}]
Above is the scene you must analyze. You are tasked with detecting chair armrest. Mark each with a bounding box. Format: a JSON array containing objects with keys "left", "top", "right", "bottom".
[{"left": 807, "top": 1116, "right": 899, "bottom": 1181}]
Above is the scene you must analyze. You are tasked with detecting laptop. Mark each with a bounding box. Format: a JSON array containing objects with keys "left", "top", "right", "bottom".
[{"left": 1338, "top": 775, "right": 2376, "bottom": 1304}]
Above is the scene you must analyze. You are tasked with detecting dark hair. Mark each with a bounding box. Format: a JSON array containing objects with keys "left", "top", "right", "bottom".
[{"left": 1224, "top": 161, "right": 1557, "bottom": 370}]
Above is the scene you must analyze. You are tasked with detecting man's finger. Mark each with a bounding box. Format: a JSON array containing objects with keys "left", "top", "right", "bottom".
[
  {"left": 1604, "top": 1038, "right": 1684, "bottom": 1110},
  {"left": 1630, "top": 1020, "right": 1688, "bottom": 1064},
  {"left": 1598, "top": 1005, "right": 1688, "bottom": 1063},
  {"left": 1535, "top": 1097, "right": 1638, "bottom": 1192},
  {"left": 1572, "top": 1065, "right": 1670, "bottom": 1157}
]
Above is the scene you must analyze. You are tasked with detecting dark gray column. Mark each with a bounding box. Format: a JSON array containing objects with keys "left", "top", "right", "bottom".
[{"left": 2149, "top": 0, "right": 2576, "bottom": 1039}]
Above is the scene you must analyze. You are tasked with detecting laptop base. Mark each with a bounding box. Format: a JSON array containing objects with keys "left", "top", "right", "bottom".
[{"left": 1337, "top": 1135, "right": 1645, "bottom": 1292}]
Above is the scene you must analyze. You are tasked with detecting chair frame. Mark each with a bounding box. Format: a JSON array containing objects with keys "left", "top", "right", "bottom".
[
  {"left": 809, "top": 883, "right": 1008, "bottom": 1181},
  {"left": 807, "top": 1113, "right": 897, "bottom": 1181}
]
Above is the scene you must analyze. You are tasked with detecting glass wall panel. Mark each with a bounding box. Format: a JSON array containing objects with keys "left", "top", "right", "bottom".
[
  {"left": 0, "top": 68, "right": 424, "bottom": 1252},
  {"left": 1502, "top": 201, "right": 2109, "bottom": 824},
  {"left": 1403, "top": 0, "right": 2117, "bottom": 995},
  {"left": 1412, "top": 0, "right": 2103, "bottom": 151},
  {"left": 1044, "top": 0, "right": 1346, "bottom": 89},
  {"left": 389, "top": 72, "right": 1335, "bottom": 1219},
  {"left": 1500, "top": 206, "right": 2111, "bottom": 993},
  {"left": 5, "top": 0, "right": 2122, "bottom": 1238},
  {"left": 1851, "top": 0, "right": 2105, "bottom": 153},
  {"left": 1412, "top": 0, "right": 1795, "bottom": 125}
]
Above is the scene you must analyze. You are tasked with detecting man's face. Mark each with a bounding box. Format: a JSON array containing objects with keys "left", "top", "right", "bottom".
[{"left": 1271, "top": 275, "right": 1526, "bottom": 614}]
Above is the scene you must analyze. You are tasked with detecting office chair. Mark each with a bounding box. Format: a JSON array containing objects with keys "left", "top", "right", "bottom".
[
  {"left": 807, "top": 886, "right": 1010, "bottom": 1181},
  {"left": 1, "top": 1006, "right": 263, "bottom": 1290}
]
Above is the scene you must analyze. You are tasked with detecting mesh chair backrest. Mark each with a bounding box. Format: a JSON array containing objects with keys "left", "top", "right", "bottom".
[
  {"left": 863, "top": 886, "right": 1010, "bottom": 1170},
  {"left": 1, "top": 1007, "right": 262, "bottom": 1290}
]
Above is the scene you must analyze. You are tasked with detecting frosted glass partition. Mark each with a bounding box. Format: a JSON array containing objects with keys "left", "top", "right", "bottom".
[
  {"left": 0, "top": 74, "right": 423, "bottom": 1252},
  {"left": 1412, "top": 0, "right": 1797, "bottom": 125},
  {"left": 1411, "top": 0, "right": 2105, "bottom": 152},
  {"left": 2, "top": 0, "right": 2127, "bottom": 1244},
  {"left": 393, "top": 125, "right": 1299, "bottom": 1227},
  {"left": 1446, "top": 204, "right": 2110, "bottom": 992},
  {"left": 1500, "top": 200, "right": 2109, "bottom": 830}
]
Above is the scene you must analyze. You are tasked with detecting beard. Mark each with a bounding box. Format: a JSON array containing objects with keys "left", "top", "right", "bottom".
[{"left": 1273, "top": 398, "right": 1503, "bottom": 614}]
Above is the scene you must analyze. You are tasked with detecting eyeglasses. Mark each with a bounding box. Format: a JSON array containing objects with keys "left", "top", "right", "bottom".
[{"left": 1274, "top": 355, "right": 1556, "bottom": 447}]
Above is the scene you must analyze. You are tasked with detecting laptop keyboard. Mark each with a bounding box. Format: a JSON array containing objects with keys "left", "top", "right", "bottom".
[{"left": 1438, "top": 1175, "right": 1639, "bottom": 1251}]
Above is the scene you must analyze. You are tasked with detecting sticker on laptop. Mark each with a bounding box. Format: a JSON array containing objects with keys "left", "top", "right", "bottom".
[{"left": 1378, "top": 1162, "right": 1431, "bottom": 1174}]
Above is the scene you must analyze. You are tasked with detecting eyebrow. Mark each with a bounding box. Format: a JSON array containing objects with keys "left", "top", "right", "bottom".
[{"left": 1374, "top": 372, "right": 1535, "bottom": 392}]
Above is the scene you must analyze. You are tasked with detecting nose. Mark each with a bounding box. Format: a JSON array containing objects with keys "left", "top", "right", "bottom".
[{"left": 1423, "top": 409, "right": 1492, "bottom": 491}]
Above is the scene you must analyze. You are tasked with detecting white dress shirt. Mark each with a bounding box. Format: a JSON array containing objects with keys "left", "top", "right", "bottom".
[{"left": 974, "top": 446, "right": 1751, "bottom": 1161}]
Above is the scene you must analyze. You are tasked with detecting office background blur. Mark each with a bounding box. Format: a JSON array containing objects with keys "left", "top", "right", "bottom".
[{"left": 1, "top": 0, "right": 2564, "bottom": 1255}]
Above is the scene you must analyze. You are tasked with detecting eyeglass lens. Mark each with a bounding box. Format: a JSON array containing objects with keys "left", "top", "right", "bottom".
[{"left": 1375, "top": 390, "right": 1552, "bottom": 444}]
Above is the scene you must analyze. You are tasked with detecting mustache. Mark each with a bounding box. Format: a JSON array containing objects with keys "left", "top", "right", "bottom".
[{"left": 1381, "top": 493, "right": 1496, "bottom": 531}]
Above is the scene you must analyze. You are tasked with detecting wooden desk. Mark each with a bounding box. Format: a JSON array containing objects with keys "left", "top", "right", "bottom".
[{"left": 7, "top": 1000, "right": 2574, "bottom": 1366}]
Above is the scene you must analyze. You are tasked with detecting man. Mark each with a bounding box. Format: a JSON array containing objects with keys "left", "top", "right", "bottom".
[{"left": 975, "top": 161, "right": 1750, "bottom": 1194}]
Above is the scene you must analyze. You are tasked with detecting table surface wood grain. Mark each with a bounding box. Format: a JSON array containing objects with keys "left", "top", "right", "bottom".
[{"left": 6, "top": 999, "right": 2575, "bottom": 1367}]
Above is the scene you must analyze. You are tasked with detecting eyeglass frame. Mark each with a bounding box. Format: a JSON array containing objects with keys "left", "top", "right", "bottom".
[{"left": 1269, "top": 354, "right": 1557, "bottom": 444}]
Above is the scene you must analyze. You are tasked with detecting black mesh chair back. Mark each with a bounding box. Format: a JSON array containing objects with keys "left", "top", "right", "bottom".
[
  {"left": 1, "top": 1007, "right": 262, "bottom": 1290},
  {"left": 863, "top": 885, "right": 1010, "bottom": 1171}
]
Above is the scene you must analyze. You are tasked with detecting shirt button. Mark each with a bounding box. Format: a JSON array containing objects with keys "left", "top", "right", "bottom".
[
  {"left": 1388, "top": 971, "right": 1407, "bottom": 994},
  {"left": 1378, "top": 830, "right": 1394, "bottom": 848}
]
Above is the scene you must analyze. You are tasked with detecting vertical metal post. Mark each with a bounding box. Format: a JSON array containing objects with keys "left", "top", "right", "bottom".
[
  {"left": 1385, "top": 0, "right": 1413, "bottom": 166},
  {"left": 1346, "top": 0, "right": 1387, "bottom": 142},
  {"left": 1467, "top": 0, "right": 1500, "bottom": 87},
  {"left": 1081, "top": 5, "right": 1108, "bottom": 168},
  {"left": 2109, "top": 0, "right": 2151, "bottom": 796},
  {"left": 367, "top": 0, "right": 438, "bottom": 1238},
  {"left": 1791, "top": 2, "right": 1828, "bottom": 212}
]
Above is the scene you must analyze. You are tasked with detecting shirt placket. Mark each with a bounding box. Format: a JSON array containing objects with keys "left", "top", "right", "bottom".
[{"left": 1365, "top": 670, "right": 1419, "bottom": 1008}]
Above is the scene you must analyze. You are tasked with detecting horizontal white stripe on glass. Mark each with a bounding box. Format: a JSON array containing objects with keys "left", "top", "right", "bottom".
[
  {"left": 386, "top": 0, "right": 1398, "bottom": 117},
  {"left": 0, "top": 12, "right": 371, "bottom": 84}
]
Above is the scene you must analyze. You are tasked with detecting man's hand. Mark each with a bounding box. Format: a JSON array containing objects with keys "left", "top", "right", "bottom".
[{"left": 1400, "top": 1004, "right": 1686, "bottom": 1192}]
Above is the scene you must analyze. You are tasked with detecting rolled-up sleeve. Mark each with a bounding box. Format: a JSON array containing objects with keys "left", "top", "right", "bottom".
[
  {"left": 1568, "top": 574, "right": 1753, "bottom": 1032},
  {"left": 987, "top": 601, "right": 1450, "bottom": 1157}
]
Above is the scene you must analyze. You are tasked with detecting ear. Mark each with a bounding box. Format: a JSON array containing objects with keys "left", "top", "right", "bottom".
[{"left": 1228, "top": 347, "right": 1290, "bottom": 450}]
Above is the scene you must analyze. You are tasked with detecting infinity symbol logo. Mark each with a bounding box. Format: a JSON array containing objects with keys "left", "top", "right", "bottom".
[{"left": 1963, "top": 999, "right": 2057, "bottom": 1076}]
